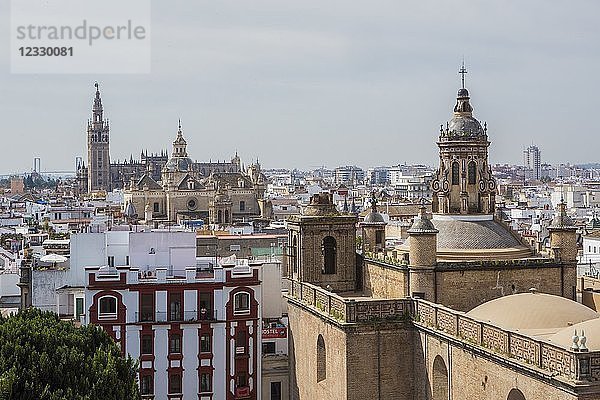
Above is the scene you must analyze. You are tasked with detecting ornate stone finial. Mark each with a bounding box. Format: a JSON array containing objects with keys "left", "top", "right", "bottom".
[
  {"left": 94, "top": 81, "right": 99, "bottom": 90},
  {"left": 178, "top": 118, "right": 182, "bottom": 131},
  {"left": 579, "top": 330, "right": 588, "bottom": 352},
  {"left": 370, "top": 191, "right": 378, "bottom": 213},
  {"left": 572, "top": 329, "right": 580, "bottom": 351}
]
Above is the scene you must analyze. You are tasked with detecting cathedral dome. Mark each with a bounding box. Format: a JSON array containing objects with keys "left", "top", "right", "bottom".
[
  {"left": 447, "top": 115, "right": 484, "bottom": 138},
  {"left": 440, "top": 84, "right": 487, "bottom": 140},
  {"left": 467, "top": 292, "right": 598, "bottom": 331}
]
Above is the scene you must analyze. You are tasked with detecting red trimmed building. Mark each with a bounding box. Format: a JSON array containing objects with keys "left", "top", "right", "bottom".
[{"left": 85, "top": 241, "right": 265, "bottom": 400}]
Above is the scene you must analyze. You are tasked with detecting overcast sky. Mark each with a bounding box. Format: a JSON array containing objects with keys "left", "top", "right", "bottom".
[{"left": 1, "top": 0, "right": 599, "bottom": 174}]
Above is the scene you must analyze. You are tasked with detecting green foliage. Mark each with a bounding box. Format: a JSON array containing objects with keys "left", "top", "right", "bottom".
[
  {"left": 23, "top": 175, "right": 58, "bottom": 190},
  {"left": 0, "top": 308, "right": 139, "bottom": 400}
]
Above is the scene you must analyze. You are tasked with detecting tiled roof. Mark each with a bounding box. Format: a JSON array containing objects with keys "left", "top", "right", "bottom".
[{"left": 433, "top": 219, "right": 525, "bottom": 250}]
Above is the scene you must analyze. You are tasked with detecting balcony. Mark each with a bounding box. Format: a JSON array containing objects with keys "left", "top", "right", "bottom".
[
  {"left": 134, "top": 309, "right": 217, "bottom": 323},
  {"left": 235, "top": 386, "right": 250, "bottom": 398}
]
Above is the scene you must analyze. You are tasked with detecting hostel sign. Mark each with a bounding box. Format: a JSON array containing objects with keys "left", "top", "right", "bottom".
[{"left": 262, "top": 327, "right": 287, "bottom": 339}]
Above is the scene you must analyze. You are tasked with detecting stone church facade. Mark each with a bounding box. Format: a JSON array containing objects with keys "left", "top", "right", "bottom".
[
  {"left": 123, "top": 123, "right": 267, "bottom": 224},
  {"left": 285, "top": 79, "right": 594, "bottom": 400}
]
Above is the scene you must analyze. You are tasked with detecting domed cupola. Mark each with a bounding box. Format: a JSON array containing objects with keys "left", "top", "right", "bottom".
[
  {"left": 441, "top": 64, "right": 486, "bottom": 141},
  {"left": 431, "top": 64, "right": 496, "bottom": 215}
]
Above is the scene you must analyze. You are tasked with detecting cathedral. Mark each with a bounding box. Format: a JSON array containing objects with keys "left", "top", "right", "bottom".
[
  {"left": 123, "top": 122, "right": 267, "bottom": 224},
  {"left": 284, "top": 75, "right": 595, "bottom": 400},
  {"left": 77, "top": 84, "right": 268, "bottom": 225}
]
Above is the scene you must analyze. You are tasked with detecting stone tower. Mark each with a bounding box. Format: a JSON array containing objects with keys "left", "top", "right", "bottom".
[
  {"left": 548, "top": 200, "right": 578, "bottom": 299},
  {"left": 407, "top": 205, "right": 438, "bottom": 300},
  {"left": 287, "top": 193, "right": 358, "bottom": 292},
  {"left": 431, "top": 68, "right": 496, "bottom": 215},
  {"left": 87, "top": 83, "right": 111, "bottom": 193},
  {"left": 360, "top": 192, "right": 387, "bottom": 253}
]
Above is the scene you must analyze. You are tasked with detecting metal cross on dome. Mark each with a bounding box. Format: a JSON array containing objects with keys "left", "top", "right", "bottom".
[{"left": 459, "top": 61, "right": 467, "bottom": 89}]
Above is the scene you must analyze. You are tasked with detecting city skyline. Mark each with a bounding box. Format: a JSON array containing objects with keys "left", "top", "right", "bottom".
[{"left": 1, "top": 1, "right": 599, "bottom": 174}]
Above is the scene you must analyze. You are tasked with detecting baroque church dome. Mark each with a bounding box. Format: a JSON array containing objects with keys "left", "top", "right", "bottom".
[{"left": 443, "top": 88, "right": 486, "bottom": 140}]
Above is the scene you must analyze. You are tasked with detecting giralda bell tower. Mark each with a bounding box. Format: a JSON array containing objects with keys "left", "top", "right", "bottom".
[{"left": 87, "top": 82, "right": 111, "bottom": 193}]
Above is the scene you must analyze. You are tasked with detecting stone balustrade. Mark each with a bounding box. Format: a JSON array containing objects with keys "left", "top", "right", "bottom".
[
  {"left": 285, "top": 278, "right": 412, "bottom": 324},
  {"left": 413, "top": 299, "right": 599, "bottom": 381}
]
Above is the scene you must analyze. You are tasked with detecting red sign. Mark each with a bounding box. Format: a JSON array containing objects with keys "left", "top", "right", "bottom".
[{"left": 262, "top": 327, "right": 287, "bottom": 338}]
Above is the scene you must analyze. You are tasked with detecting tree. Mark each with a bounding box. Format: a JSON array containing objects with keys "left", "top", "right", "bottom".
[{"left": 0, "top": 309, "right": 139, "bottom": 400}]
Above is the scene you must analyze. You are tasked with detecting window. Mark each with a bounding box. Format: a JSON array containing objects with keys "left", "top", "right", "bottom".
[
  {"left": 153, "top": 202, "right": 159, "bottom": 213},
  {"left": 169, "top": 374, "right": 182, "bottom": 394},
  {"left": 107, "top": 256, "right": 114, "bottom": 267},
  {"left": 200, "top": 373, "right": 212, "bottom": 393},
  {"left": 199, "top": 292, "right": 212, "bottom": 312},
  {"left": 234, "top": 292, "right": 250, "bottom": 314},
  {"left": 217, "top": 210, "right": 223, "bottom": 224},
  {"left": 240, "top": 201, "right": 245, "bottom": 211},
  {"left": 141, "top": 334, "right": 153, "bottom": 354},
  {"left": 225, "top": 210, "right": 230, "bottom": 223},
  {"left": 140, "top": 293, "right": 154, "bottom": 322},
  {"left": 141, "top": 375, "right": 153, "bottom": 395},
  {"left": 262, "top": 341, "right": 276, "bottom": 354},
  {"left": 317, "top": 335, "right": 326, "bottom": 382},
  {"left": 468, "top": 161, "right": 476, "bottom": 185},
  {"left": 270, "top": 382, "right": 282, "bottom": 400},
  {"left": 322, "top": 236, "right": 336, "bottom": 275},
  {"left": 292, "top": 236, "right": 298, "bottom": 274},
  {"left": 451, "top": 162, "right": 459, "bottom": 185},
  {"left": 375, "top": 230, "right": 384, "bottom": 247},
  {"left": 169, "top": 293, "right": 182, "bottom": 321},
  {"left": 169, "top": 334, "right": 181, "bottom": 354},
  {"left": 200, "top": 333, "right": 212, "bottom": 353},
  {"left": 236, "top": 330, "right": 246, "bottom": 349},
  {"left": 98, "top": 296, "right": 117, "bottom": 319}
]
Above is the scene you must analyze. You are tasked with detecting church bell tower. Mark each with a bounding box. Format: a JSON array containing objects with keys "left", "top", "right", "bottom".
[
  {"left": 87, "top": 82, "right": 111, "bottom": 192},
  {"left": 431, "top": 65, "right": 496, "bottom": 214}
]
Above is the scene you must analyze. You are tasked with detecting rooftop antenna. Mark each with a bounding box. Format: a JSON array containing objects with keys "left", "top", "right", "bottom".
[{"left": 459, "top": 59, "right": 468, "bottom": 89}]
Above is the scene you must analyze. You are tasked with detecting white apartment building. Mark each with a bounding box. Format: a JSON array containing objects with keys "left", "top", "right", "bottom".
[{"left": 523, "top": 145, "right": 541, "bottom": 180}]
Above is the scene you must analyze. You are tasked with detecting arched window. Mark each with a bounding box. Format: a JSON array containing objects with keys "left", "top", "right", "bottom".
[
  {"left": 234, "top": 292, "right": 250, "bottom": 314},
  {"left": 240, "top": 201, "right": 245, "bottom": 211},
  {"left": 217, "top": 210, "right": 223, "bottom": 224},
  {"left": 98, "top": 295, "right": 117, "bottom": 319},
  {"left": 322, "top": 236, "right": 336, "bottom": 274},
  {"left": 317, "top": 335, "right": 326, "bottom": 382},
  {"left": 432, "top": 355, "right": 448, "bottom": 400},
  {"left": 468, "top": 161, "right": 476, "bottom": 185},
  {"left": 451, "top": 162, "right": 459, "bottom": 185},
  {"left": 507, "top": 388, "right": 526, "bottom": 400}
]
